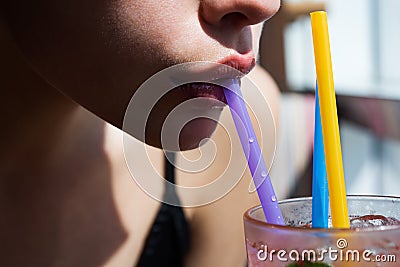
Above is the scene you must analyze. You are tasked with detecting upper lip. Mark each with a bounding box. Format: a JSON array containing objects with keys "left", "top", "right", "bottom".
[
  {"left": 168, "top": 52, "right": 256, "bottom": 85},
  {"left": 217, "top": 52, "right": 256, "bottom": 76}
]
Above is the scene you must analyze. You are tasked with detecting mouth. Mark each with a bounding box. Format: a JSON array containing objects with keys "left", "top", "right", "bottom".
[
  {"left": 180, "top": 82, "right": 227, "bottom": 104},
  {"left": 173, "top": 52, "right": 256, "bottom": 105}
]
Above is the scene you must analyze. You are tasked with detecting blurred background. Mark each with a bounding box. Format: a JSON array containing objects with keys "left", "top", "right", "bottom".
[{"left": 260, "top": 0, "right": 400, "bottom": 197}]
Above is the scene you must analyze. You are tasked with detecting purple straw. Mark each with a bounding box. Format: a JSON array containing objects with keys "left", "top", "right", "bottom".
[{"left": 222, "top": 79, "right": 284, "bottom": 225}]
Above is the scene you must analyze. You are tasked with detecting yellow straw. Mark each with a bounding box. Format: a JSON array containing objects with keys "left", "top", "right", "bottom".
[{"left": 310, "top": 11, "right": 350, "bottom": 228}]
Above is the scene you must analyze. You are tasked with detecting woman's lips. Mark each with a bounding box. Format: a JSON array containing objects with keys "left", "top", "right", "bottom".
[
  {"left": 180, "top": 82, "right": 227, "bottom": 104},
  {"left": 217, "top": 52, "right": 256, "bottom": 75},
  {"left": 177, "top": 52, "right": 255, "bottom": 105}
]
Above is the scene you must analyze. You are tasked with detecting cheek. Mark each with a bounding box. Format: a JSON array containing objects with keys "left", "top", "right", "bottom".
[
  {"left": 110, "top": 0, "right": 230, "bottom": 65},
  {"left": 6, "top": 0, "right": 178, "bottom": 126},
  {"left": 109, "top": 1, "right": 200, "bottom": 59}
]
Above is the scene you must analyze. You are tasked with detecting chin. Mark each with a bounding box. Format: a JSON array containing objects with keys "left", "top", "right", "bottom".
[
  {"left": 144, "top": 116, "right": 220, "bottom": 152},
  {"left": 178, "top": 118, "right": 219, "bottom": 151},
  {"left": 142, "top": 116, "right": 219, "bottom": 151},
  {"left": 141, "top": 90, "right": 224, "bottom": 151}
]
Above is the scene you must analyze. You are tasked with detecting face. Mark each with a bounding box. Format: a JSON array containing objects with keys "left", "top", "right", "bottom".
[{"left": 4, "top": 0, "right": 280, "bottom": 150}]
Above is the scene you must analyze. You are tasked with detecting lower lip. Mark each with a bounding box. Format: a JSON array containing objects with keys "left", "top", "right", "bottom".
[{"left": 179, "top": 82, "right": 227, "bottom": 105}]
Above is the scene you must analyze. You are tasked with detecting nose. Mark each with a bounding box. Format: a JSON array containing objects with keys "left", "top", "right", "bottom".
[{"left": 200, "top": 0, "right": 281, "bottom": 29}]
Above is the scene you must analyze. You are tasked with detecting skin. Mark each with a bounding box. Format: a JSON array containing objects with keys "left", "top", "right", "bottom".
[
  {"left": 3, "top": 0, "right": 280, "bottom": 149},
  {"left": 0, "top": 0, "right": 281, "bottom": 266}
]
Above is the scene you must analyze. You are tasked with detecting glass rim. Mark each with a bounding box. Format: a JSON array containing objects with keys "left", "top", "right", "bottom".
[{"left": 244, "top": 195, "right": 400, "bottom": 233}]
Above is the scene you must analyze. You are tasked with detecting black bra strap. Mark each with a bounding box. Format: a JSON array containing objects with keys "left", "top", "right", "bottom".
[
  {"left": 136, "top": 152, "right": 191, "bottom": 267},
  {"left": 164, "top": 152, "right": 176, "bottom": 183}
]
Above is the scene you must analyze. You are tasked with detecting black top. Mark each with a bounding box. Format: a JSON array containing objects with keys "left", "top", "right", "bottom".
[{"left": 136, "top": 152, "right": 191, "bottom": 267}]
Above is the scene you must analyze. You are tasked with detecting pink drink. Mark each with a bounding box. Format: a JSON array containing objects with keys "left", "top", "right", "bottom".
[{"left": 244, "top": 196, "right": 400, "bottom": 266}]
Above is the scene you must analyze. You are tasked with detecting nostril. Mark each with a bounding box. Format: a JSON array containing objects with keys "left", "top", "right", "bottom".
[
  {"left": 220, "top": 12, "right": 249, "bottom": 26},
  {"left": 220, "top": 12, "right": 249, "bottom": 29}
]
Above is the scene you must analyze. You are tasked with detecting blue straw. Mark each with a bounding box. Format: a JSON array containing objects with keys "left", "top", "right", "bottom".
[
  {"left": 222, "top": 79, "right": 284, "bottom": 225},
  {"left": 312, "top": 84, "right": 329, "bottom": 228}
]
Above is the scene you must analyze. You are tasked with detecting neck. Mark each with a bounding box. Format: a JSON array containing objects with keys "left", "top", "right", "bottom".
[{"left": 0, "top": 21, "right": 106, "bottom": 176}]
